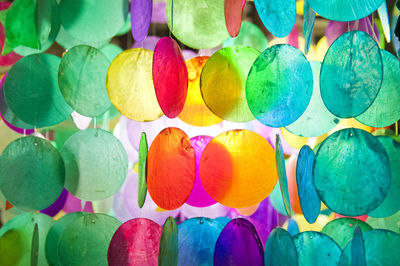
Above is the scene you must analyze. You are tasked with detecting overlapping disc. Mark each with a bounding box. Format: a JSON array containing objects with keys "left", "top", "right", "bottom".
[
  {"left": 223, "top": 21, "right": 268, "bottom": 52},
  {"left": 264, "top": 228, "right": 298, "bottom": 266}
]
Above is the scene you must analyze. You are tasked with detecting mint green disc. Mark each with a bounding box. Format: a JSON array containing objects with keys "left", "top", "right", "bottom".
[
  {"left": 58, "top": 0, "right": 129, "bottom": 43},
  {"left": 58, "top": 213, "right": 121, "bottom": 266},
  {"left": 58, "top": 45, "right": 111, "bottom": 117},
  {"left": 100, "top": 43, "right": 123, "bottom": 62},
  {"left": 159, "top": 216, "right": 178, "bottom": 266},
  {"left": 4, "top": 53, "right": 72, "bottom": 127},
  {"left": 356, "top": 50, "right": 400, "bottom": 128},
  {"left": 0, "top": 213, "right": 54, "bottom": 266},
  {"left": 55, "top": 25, "right": 110, "bottom": 50},
  {"left": 223, "top": 21, "right": 268, "bottom": 52},
  {"left": 61, "top": 128, "right": 128, "bottom": 201},
  {"left": 367, "top": 211, "right": 400, "bottom": 233},
  {"left": 322, "top": 218, "right": 372, "bottom": 249},
  {"left": 0, "top": 136, "right": 65, "bottom": 211},
  {"left": 138, "top": 132, "right": 148, "bottom": 208}
]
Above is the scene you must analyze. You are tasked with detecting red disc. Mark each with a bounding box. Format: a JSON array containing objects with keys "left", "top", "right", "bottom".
[{"left": 225, "top": 0, "right": 243, "bottom": 37}]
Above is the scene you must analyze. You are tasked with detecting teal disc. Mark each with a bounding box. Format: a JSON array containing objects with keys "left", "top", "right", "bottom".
[
  {"left": 276, "top": 135, "right": 291, "bottom": 217},
  {"left": 264, "top": 228, "right": 298, "bottom": 266},
  {"left": 285, "top": 62, "right": 339, "bottom": 137},
  {"left": 0, "top": 136, "right": 65, "bottom": 211},
  {"left": 320, "top": 31, "right": 383, "bottom": 118},
  {"left": 0, "top": 213, "right": 54, "bottom": 266},
  {"left": 303, "top": 0, "right": 316, "bottom": 54},
  {"left": 307, "top": 0, "right": 384, "bottom": 21},
  {"left": 367, "top": 211, "right": 400, "bottom": 233},
  {"left": 46, "top": 212, "right": 89, "bottom": 266},
  {"left": 58, "top": 0, "right": 129, "bottom": 43},
  {"left": 351, "top": 227, "right": 366, "bottom": 266},
  {"left": 246, "top": 44, "right": 313, "bottom": 127},
  {"left": 314, "top": 128, "right": 391, "bottom": 216},
  {"left": 61, "top": 128, "right": 128, "bottom": 201},
  {"left": 3, "top": 53, "right": 72, "bottom": 127},
  {"left": 159, "top": 217, "right": 178, "bottom": 266},
  {"left": 338, "top": 229, "right": 400, "bottom": 266},
  {"left": 222, "top": 21, "right": 268, "bottom": 52},
  {"left": 293, "top": 231, "right": 341, "bottom": 266},
  {"left": 322, "top": 218, "right": 372, "bottom": 249},
  {"left": 368, "top": 136, "right": 400, "bottom": 218},
  {"left": 58, "top": 213, "right": 121, "bottom": 266},
  {"left": 356, "top": 50, "right": 400, "bottom": 127},
  {"left": 138, "top": 132, "right": 148, "bottom": 208},
  {"left": 58, "top": 45, "right": 111, "bottom": 117}
]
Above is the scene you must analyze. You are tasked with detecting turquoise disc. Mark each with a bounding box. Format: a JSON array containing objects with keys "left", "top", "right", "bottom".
[
  {"left": 276, "top": 135, "right": 291, "bottom": 217},
  {"left": 264, "top": 228, "right": 298, "bottom": 266}
]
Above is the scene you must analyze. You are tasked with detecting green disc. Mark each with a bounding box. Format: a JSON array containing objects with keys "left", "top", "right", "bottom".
[
  {"left": 159, "top": 216, "right": 178, "bottom": 266},
  {"left": 61, "top": 128, "right": 128, "bottom": 201},
  {"left": 58, "top": 213, "right": 121, "bottom": 266},
  {"left": 14, "top": 0, "right": 60, "bottom": 56},
  {"left": 31, "top": 223, "right": 39, "bottom": 266},
  {"left": 293, "top": 231, "right": 341, "bottom": 266},
  {"left": 99, "top": 43, "right": 123, "bottom": 62},
  {"left": 222, "top": 21, "right": 269, "bottom": 52},
  {"left": 55, "top": 25, "right": 110, "bottom": 50},
  {"left": 321, "top": 218, "right": 372, "bottom": 249},
  {"left": 0, "top": 136, "right": 65, "bottom": 211},
  {"left": 138, "top": 132, "right": 148, "bottom": 208},
  {"left": 58, "top": 0, "right": 129, "bottom": 43},
  {"left": 200, "top": 46, "right": 259, "bottom": 122},
  {"left": 166, "top": 0, "right": 229, "bottom": 49},
  {"left": 313, "top": 128, "right": 391, "bottom": 216},
  {"left": 368, "top": 136, "right": 400, "bottom": 217},
  {"left": 264, "top": 228, "right": 298, "bottom": 266},
  {"left": 356, "top": 50, "right": 400, "bottom": 127},
  {"left": 367, "top": 211, "right": 400, "bottom": 233},
  {"left": 4, "top": 53, "right": 72, "bottom": 127},
  {"left": 246, "top": 44, "right": 313, "bottom": 127},
  {"left": 46, "top": 212, "right": 89, "bottom": 266},
  {"left": 58, "top": 45, "right": 111, "bottom": 117},
  {"left": 320, "top": 31, "right": 383, "bottom": 118},
  {"left": 0, "top": 212, "right": 54, "bottom": 266},
  {"left": 276, "top": 135, "right": 291, "bottom": 217},
  {"left": 338, "top": 229, "right": 400, "bottom": 266},
  {"left": 285, "top": 62, "right": 339, "bottom": 137}
]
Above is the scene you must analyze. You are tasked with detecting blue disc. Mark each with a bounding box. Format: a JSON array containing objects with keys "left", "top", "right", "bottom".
[
  {"left": 296, "top": 145, "right": 320, "bottom": 224},
  {"left": 264, "top": 228, "right": 298, "bottom": 266},
  {"left": 254, "top": 0, "right": 296, "bottom": 38},
  {"left": 320, "top": 31, "right": 383, "bottom": 118},
  {"left": 351, "top": 227, "right": 367, "bottom": 266},
  {"left": 246, "top": 44, "right": 313, "bottom": 128}
]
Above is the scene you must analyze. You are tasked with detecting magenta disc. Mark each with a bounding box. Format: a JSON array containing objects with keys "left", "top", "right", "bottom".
[{"left": 63, "top": 191, "right": 93, "bottom": 213}]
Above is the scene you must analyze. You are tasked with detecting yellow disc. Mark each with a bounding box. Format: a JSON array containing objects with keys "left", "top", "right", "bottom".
[
  {"left": 106, "top": 48, "right": 163, "bottom": 121},
  {"left": 178, "top": 56, "right": 222, "bottom": 126},
  {"left": 283, "top": 214, "right": 334, "bottom": 232},
  {"left": 281, "top": 128, "right": 308, "bottom": 150},
  {"left": 329, "top": 118, "right": 373, "bottom": 134}
]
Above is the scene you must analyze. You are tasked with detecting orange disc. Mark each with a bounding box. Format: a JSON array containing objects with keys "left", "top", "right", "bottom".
[
  {"left": 200, "top": 129, "right": 278, "bottom": 208},
  {"left": 286, "top": 154, "right": 302, "bottom": 214},
  {"left": 147, "top": 127, "right": 196, "bottom": 210},
  {"left": 178, "top": 56, "right": 222, "bottom": 127}
]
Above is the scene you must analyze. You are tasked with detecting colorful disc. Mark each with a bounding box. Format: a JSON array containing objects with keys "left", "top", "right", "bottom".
[
  {"left": 320, "top": 31, "right": 383, "bottom": 118},
  {"left": 306, "top": 0, "right": 384, "bottom": 21},
  {"left": 321, "top": 218, "right": 372, "bottom": 249},
  {"left": 222, "top": 21, "right": 268, "bottom": 52},
  {"left": 224, "top": 0, "right": 242, "bottom": 37},
  {"left": 214, "top": 218, "right": 264, "bottom": 266},
  {"left": 200, "top": 130, "right": 278, "bottom": 208},
  {"left": 293, "top": 231, "right": 341, "bottom": 265},
  {"left": 338, "top": 229, "right": 400, "bottom": 265},
  {"left": 58, "top": 45, "right": 111, "bottom": 117},
  {"left": 45, "top": 212, "right": 89, "bottom": 266},
  {"left": 166, "top": 0, "right": 229, "bottom": 49},
  {"left": 254, "top": 0, "right": 296, "bottom": 37},
  {"left": 106, "top": 48, "right": 163, "bottom": 122},
  {"left": 246, "top": 44, "right": 313, "bottom": 127},
  {"left": 153, "top": 37, "right": 188, "bottom": 118},
  {"left": 356, "top": 50, "right": 400, "bottom": 127},
  {"left": 0, "top": 136, "right": 65, "bottom": 211},
  {"left": 178, "top": 217, "right": 224, "bottom": 265},
  {"left": 138, "top": 132, "right": 148, "bottom": 208},
  {"left": 368, "top": 136, "right": 400, "bottom": 218},
  {"left": 186, "top": 136, "right": 217, "bottom": 207},
  {"left": 178, "top": 56, "right": 222, "bottom": 127},
  {"left": 159, "top": 217, "right": 178, "bottom": 266},
  {"left": 59, "top": 0, "right": 129, "bottom": 42},
  {"left": 130, "top": 0, "right": 152, "bottom": 42},
  {"left": 285, "top": 62, "right": 339, "bottom": 137},
  {"left": 314, "top": 128, "right": 391, "bottom": 216},
  {"left": 58, "top": 213, "right": 121, "bottom": 266},
  {"left": 147, "top": 128, "right": 195, "bottom": 210},
  {"left": 264, "top": 228, "right": 298, "bottom": 266},
  {"left": 0, "top": 213, "right": 54, "bottom": 266},
  {"left": 275, "top": 135, "right": 292, "bottom": 217},
  {"left": 61, "top": 128, "right": 128, "bottom": 201},
  {"left": 200, "top": 46, "right": 259, "bottom": 122},
  {"left": 108, "top": 218, "right": 162, "bottom": 266},
  {"left": 4, "top": 53, "right": 72, "bottom": 127}
]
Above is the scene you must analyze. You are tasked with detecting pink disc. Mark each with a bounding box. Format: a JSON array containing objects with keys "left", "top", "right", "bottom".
[
  {"left": 225, "top": 0, "right": 243, "bottom": 37},
  {"left": 186, "top": 136, "right": 217, "bottom": 207},
  {"left": 0, "top": 2, "right": 22, "bottom": 66},
  {"left": 153, "top": 37, "right": 188, "bottom": 118},
  {"left": 108, "top": 218, "right": 162, "bottom": 266}
]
